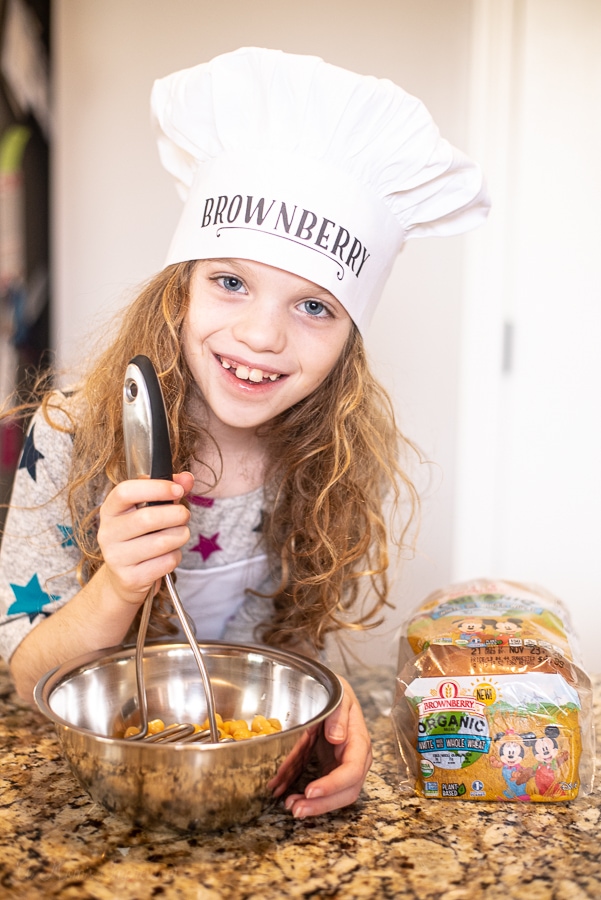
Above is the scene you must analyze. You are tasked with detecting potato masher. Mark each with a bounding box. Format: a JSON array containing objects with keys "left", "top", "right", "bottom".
[{"left": 122, "top": 354, "right": 224, "bottom": 743}]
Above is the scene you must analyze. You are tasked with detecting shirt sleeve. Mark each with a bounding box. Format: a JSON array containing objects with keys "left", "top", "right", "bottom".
[{"left": 0, "top": 402, "right": 82, "bottom": 663}]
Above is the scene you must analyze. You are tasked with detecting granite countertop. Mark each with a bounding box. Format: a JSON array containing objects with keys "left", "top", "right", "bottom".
[{"left": 1, "top": 660, "right": 600, "bottom": 900}]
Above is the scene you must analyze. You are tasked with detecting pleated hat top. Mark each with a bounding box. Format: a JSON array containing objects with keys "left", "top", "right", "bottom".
[{"left": 151, "top": 47, "right": 490, "bottom": 332}]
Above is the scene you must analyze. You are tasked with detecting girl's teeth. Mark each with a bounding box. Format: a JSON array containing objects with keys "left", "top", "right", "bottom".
[{"left": 219, "top": 356, "right": 281, "bottom": 382}]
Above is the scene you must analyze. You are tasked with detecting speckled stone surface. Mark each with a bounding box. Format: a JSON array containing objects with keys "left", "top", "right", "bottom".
[{"left": 1, "top": 661, "right": 600, "bottom": 899}]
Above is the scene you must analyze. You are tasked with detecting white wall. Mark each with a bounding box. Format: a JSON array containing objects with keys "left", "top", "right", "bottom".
[{"left": 52, "top": 0, "right": 477, "bottom": 664}]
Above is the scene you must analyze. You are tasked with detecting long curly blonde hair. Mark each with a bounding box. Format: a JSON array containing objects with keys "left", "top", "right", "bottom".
[{"left": 8, "top": 261, "right": 421, "bottom": 652}]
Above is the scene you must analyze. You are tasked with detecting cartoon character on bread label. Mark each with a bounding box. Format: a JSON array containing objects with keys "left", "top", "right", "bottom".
[
  {"left": 489, "top": 731, "right": 535, "bottom": 801},
  {"left": 524, "top": 726, "right": 568, "bottom": 797},
  {"left": 488, "top": 618, "right": 523, "bottom": 645},
  {"left": 484, "top": 618, "right": 522, "bottom": 644},
  {"left": 453, "top": 617, "right": 488, "bottom": 646}
]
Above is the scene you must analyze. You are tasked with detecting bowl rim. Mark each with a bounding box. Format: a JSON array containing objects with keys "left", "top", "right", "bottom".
[{"left": 33, "top": 639, "right": 344, "bottom": 746}]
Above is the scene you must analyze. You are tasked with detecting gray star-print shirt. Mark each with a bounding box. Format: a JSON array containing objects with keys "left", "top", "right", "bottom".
[{"left": 0, "top": 396, "right": 277, "bottom": 663}]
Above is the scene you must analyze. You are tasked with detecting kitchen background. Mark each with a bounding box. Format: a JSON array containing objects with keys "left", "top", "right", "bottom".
[
  {"left": 0, "top": 0, "right": 50, "bottom": 528},
  {"left": 1, "top": 0, "right": 600, "bottom": 670}
]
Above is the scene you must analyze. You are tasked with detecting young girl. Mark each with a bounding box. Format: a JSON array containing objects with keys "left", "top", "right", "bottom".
[{"left": 0, "top": 47, "right": 489, "bottom": 818}]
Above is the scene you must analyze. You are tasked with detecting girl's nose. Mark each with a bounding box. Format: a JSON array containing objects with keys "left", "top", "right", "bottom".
[{"left": 232, "top": 299, "right": 287, "bottom": 353}]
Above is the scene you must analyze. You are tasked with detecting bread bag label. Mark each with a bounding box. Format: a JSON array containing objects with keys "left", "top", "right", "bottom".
[{"left": 392, "top": 580, "right": 594, "bottom": 802}]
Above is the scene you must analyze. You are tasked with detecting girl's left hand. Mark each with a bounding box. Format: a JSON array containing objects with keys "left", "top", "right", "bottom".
[{"left": 282, "top": 676, "right": 372, "bottom": 818}]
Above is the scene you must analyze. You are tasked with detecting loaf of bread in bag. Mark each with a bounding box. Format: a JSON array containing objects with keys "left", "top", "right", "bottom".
[{"left": 392, "top": 579, "right": 594, "bottom": 802}]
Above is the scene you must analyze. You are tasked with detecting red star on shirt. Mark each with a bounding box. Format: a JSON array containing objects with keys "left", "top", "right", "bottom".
[{"left": 190, "top": 532, "right": 222, "bottom": 562}]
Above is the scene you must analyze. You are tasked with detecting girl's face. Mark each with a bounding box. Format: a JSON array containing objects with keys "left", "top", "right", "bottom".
[{"left": 182, "top": 259, "right": 352, "bottom": 437}]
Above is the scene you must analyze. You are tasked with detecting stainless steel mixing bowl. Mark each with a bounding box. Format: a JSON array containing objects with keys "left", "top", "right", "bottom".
[{"left": 34, "top": 641, "right": 343, "bottom": 832}]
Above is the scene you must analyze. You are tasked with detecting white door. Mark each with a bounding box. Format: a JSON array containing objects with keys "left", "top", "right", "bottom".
[{"left": 454, "top": 0, "right": 601, "bottom": 671}]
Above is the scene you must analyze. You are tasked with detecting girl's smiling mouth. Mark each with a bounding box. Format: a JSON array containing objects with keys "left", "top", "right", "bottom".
[{"left": 216, "top": 354, "right": 285, "bottom": 384}]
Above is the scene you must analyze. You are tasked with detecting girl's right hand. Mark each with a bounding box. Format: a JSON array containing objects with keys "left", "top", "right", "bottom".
[{"left": 96, "top": 471, "right": 194, "bottom": 606}]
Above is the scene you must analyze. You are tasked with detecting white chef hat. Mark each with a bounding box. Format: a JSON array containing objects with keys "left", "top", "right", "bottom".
[{"left": 151, "top": 47, "right": 490, "bottom": 333}]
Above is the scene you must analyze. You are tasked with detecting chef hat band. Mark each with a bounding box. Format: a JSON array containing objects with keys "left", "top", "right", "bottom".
[{"left": 151, "top": 47, "right": 490, "bottom": 333}]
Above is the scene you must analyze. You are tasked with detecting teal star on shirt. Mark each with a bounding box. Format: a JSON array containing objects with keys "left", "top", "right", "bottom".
[
  {"left": 57, "top": 524, "right": 75, "bottom": 547},
  {"left": 8, "top": 573, "right": 60, "bottom": 621}
]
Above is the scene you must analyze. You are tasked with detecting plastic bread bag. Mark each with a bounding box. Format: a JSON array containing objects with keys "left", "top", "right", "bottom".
[{"left": 391, "top": 579, "right": 594, "bottom": 802}]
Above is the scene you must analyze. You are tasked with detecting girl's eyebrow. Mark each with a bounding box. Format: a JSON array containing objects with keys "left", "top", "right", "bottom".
[{"left": 203, "top": 257, "right": 244, "bottom": 271}]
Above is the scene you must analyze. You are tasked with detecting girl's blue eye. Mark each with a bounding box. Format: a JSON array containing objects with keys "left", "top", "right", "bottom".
[
  {"left": 220, "top": 276, "right": 245, "bottom": 292},
  {"left": 302, "top": 299, "right": 329, "bottom": 317}
]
